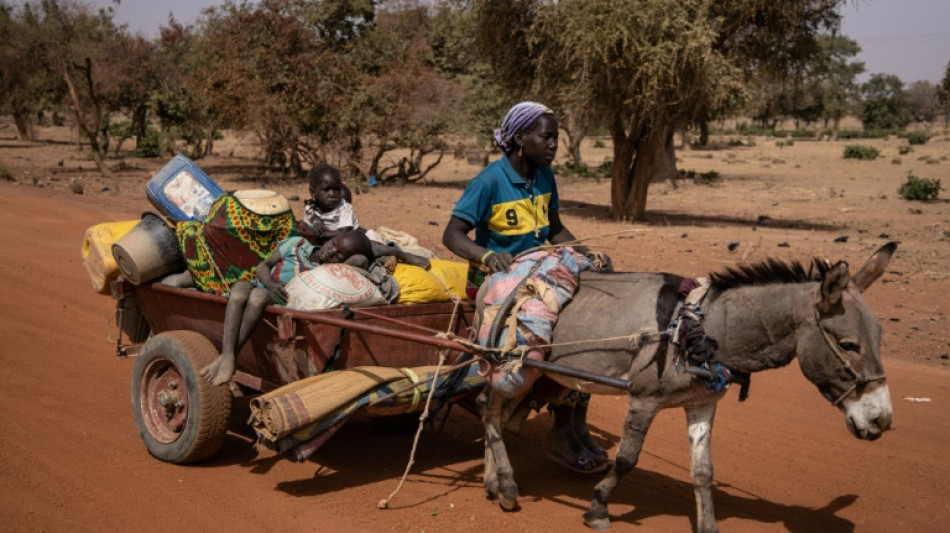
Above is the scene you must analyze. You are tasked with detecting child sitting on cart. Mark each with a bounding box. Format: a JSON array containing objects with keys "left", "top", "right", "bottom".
[
  {"left": 302, "top": 164, "right": 431, "bottom": 271},
  {"left": 200, "top": 230, "right": 374, "bottom": 386}
]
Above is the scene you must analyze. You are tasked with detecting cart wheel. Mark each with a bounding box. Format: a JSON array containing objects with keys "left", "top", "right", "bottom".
[{"left": 131, "top": 330, "right": 231, "bottom": 464}]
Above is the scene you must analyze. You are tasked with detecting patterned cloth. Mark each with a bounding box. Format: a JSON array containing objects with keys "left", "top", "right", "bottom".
[
  {"left": 493, "top": 101, "right": 554, "bottom": 153},
  {"left": 477, "top": 248, "right": 591, "bottom": 351},
  {"left": 177, "top": 192, "right": 297, "bottom": 295}
]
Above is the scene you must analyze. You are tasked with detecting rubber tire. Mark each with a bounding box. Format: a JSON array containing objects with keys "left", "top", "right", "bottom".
[{"left": 131, "top": 330, "right": 231, "bottom": 464}]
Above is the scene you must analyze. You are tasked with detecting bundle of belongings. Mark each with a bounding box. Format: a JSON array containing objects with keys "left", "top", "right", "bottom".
[
  {"left": 85, "top": 155, "right": 469, "bottom": 310},
  {"left": 248, "top": 363, "right": 484, "bottom": 461}
]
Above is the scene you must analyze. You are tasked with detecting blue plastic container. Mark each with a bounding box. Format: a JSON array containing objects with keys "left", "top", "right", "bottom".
[{"left": 145, "top": 155, "right": 224, "bottom": 222}]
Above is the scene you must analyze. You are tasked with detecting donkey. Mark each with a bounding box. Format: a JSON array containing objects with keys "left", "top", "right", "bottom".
[{"left": 476, "top": 242, "right": 896, "bottom": 532}]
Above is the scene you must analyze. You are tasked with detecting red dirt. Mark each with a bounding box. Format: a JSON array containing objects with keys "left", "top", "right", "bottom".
[{"left": 1, "top": 126, "right": 949, "bottom": 532}]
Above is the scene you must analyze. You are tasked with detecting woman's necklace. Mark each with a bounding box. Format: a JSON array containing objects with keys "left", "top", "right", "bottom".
[
  {"left": 521, "top": 159, "right": 541, "bottom": 239},
  {"left": 526, "top": 176, "right": 540, "bottom": 239}
]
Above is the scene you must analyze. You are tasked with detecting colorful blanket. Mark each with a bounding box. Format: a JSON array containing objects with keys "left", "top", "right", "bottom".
[
  {"left": 477, "top": 248, "right": 591, "bottom": 352},
  {"left": 177, "top": 193, "right": 297, "bottom": 295}
]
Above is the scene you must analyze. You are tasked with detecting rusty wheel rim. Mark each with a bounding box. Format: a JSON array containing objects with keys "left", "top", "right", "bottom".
[{"left": 139, "top": 358, "right": 188, "bottom": 444}]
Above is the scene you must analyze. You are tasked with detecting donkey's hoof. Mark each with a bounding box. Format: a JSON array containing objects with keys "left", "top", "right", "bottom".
[
  {"left": 583, "top": 514, "right": 611, "bottom": 530},
  {"left": 484, "top": 480, "right": 499, "bottom": 500},
  {"left": 498, "top": 496, "right": 520, "bottom": 512}
]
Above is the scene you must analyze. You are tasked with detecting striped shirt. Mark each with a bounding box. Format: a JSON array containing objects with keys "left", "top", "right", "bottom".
[{"left": 451, "top": 156, "right": 559, "bottom": 257}]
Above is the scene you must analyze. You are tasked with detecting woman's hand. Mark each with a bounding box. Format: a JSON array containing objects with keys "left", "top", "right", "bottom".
[
  {"left": 585, "top": 251, "right": 613, "bottom": 272},
  {"left": 484, "top": 251, "right": 513, "bottom": 273}
]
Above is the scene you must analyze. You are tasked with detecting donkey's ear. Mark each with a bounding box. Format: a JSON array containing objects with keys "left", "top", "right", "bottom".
[
  {"left": 850, "top": 241, "right": 898, "bottom": 293},
  {"left": 819, "top": 261, "right": 850, "bottom": 312}
]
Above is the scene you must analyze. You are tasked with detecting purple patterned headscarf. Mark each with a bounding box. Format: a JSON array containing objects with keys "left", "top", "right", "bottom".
[{"left": 492, "top": 101, "right": 554, "bottom": 153}]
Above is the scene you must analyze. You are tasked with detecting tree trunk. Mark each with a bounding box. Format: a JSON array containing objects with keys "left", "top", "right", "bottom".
[
  {"left": 563, "top": 115, "right": 585, "bottom": 168},
  {"left": 832, "top": 115, "right": 841, "bottom": 141},
  {"left": 12, "top": 111, "right": 34, "bottom": 141},
  {"left": 62, "top": 62, "right": 113, "bottom": 178},
  {"left": 132, "top": 105, "right": 148, "bottom": 146},
  {"left": 612, "top": 122, "right": 677, "bottom": 221},
  {"left": 609, "top": 115, "right": 637, "bottom": 220},
  {"left": 698, "top": 118, "right": 709, "bottom": 147}
]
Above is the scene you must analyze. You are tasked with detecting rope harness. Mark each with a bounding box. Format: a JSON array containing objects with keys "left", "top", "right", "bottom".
[{"left": 812, "top": 292, "right": 887, "bottom": 406}]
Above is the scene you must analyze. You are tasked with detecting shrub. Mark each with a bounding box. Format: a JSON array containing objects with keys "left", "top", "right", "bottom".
[
  {"left": 0, "top": 165, "right": 13, "bottom": 182},
  {"left": 836, "top": 129, "right": 895, "bottom": 140},
  {"left": 696, "top": 170, "right": 720, "bottom": 184},
  {"left": 891, "top": 158, "right": 902, "bottom": 165},
  {"left": 69, "top": 180, "right": 84, "bottom": 195},
  {"left": 898, "top": 145, "right": 912, "bottom": 155},
  {"left": 131, "top": 128, "right": 167, "bottom": 158},
  {"left": 843, "top": 145, "right": 880, "bottom": 160},
  {"left": 593, "top": 140, "right": 606, "bottom": 148},
  {"left": 906, "top": 132, "right": 930, "bottom": 145},
  {"left": 789, "top": 129, "right": 816, "bottom": 138},
  {"left": 898, "top": 172, "right": 940, "bottom": 200},
  {"left": 681, "top": 169, "right": 720, "bottom": 185}
]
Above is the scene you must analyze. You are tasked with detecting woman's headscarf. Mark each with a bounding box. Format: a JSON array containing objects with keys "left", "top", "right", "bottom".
[{"left": 492, "top": 101, "right": 554, "bottom": 153}]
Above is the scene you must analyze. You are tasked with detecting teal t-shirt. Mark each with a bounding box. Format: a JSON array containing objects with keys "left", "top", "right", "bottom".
[
  {"left": 268, "top": 236, "right": 318, "bottom": 284},
  {"left": 451, "top": 157, "right": 560, "bottom": 256}
]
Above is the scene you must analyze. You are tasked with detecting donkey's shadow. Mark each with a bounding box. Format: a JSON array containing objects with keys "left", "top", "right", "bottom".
[
  {"left": 243, "top": 410, "right": 855, "bottom": 532},
  {"left": 519, "top": 464, "right": 856, "bottom": 532}
]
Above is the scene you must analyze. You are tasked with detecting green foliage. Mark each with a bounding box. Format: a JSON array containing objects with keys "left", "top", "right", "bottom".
[
  {"left": 938, "top": 61, "right": 950, "bottom": 126},
  {"left": 680, "top": 169, "right": 721, "bottom": 185},
  {"left": 906, "top": 132, "right": 929, "bottom": 145},
  {"left": 906, "top": 80, "right": 938, "bottom": 123},
  {"left": 593, "top": 140, "right": 606, "bottom": 148},
  {"left": 843, "top": 145, "right": 879, "bottom": 160},
  {"left": 552, "top": 159, "right": 613, "bottom": 180},
  {"left": 789, "top": 129, "right": 816, "bottom": 138},
  {"left": 131, "top": 128, "right": 166, "bottom": 158},
  {"left": 835, "top": 129, "right": 894, "bottom": 139},
  {"left": 898, "top": 172, "right": 941, "bottom": 200},
  {"left": 898, "top": 145, "right": 913, "bottom": 155},
  {"left": 861, "top": 73, "right": 911, "bottom": 130}
]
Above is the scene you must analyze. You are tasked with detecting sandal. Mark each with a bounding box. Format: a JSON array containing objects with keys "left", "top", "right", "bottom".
[
  {"left": 546, "top": 449, "right": 611, "bottom": 475},
  {"left": 587, "top": 445, "right": 610, "bottom": 465}
]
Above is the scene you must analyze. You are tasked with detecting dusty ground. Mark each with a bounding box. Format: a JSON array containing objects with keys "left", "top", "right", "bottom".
[{"left": 1, "top": 122, "right": 949, "bottom": 532}]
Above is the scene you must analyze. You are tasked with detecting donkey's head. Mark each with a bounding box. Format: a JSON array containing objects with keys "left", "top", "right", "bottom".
[{"left": 796, "top": 242, "right": 897, "bottom": 441}]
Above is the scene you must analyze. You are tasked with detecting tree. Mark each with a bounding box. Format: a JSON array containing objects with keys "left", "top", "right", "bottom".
[
  {"left": 0, "top": 1, "right": 63, "bottom": 141},
  {"left": 905, "top": 80, "right": 938, "bottom": 125},
  {"left": 860, "top": 73, "right": 910, "bottom": 130},
  {"left": 812, "top": 34, "right": 864, "bottom": 138},
  {"left": 473, "top": 0, "right": 845, "bottom": 221},
  {"left": 933, "top": 61, "right": 950, "bottom": 129},
  {"left": 24, "top": 0, "right": 127, "bottom": 177}
]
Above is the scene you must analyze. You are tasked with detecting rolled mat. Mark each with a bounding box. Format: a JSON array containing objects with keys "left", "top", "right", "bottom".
[{"left": 249, "top": 364, "right": 485, "bottom": 455}]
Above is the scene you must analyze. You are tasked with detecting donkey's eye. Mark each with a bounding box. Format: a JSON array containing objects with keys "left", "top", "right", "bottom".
[{"left": 838, "top": 341, "right": 860, "bottom": 352}]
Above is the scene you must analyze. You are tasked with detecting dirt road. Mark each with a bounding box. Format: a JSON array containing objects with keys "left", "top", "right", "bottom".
[{"left": 1, "top": 177, "right": 948, "bottom": 533}]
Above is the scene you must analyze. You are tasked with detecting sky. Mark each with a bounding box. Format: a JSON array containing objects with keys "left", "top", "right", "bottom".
[{"left": 77, "top": 0, "right": 950, "bottom": 84}]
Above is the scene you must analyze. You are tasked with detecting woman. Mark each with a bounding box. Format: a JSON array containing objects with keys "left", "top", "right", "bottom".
[{"left": 443, "top": 101, "right": 612, "bottom": 474}]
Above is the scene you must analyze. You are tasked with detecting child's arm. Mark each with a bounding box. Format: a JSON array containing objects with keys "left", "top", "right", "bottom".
[{"left": 256, "top": 252, "right": 289, "bottom": 301}]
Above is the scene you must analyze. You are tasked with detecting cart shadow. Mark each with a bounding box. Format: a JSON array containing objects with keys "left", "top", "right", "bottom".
[{"left": 254, "top": 411, "right": 855, "bottom": 531}]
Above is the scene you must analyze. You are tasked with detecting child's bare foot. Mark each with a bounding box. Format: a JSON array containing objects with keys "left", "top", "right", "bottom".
[
  {"left": 199, "top": 354, "right": 235, "bottom": 386},
  {"left": 399, "top": 252, "right": 430, "bottom": 269}
]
